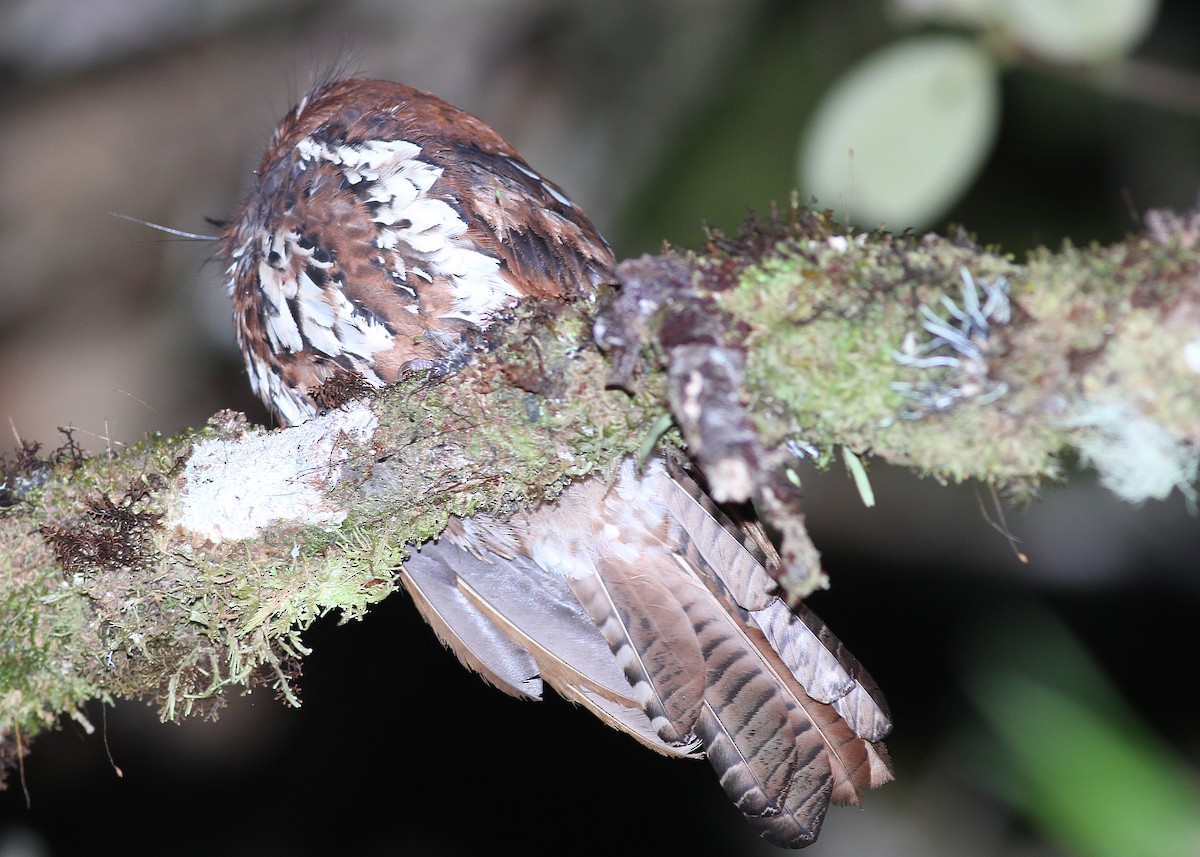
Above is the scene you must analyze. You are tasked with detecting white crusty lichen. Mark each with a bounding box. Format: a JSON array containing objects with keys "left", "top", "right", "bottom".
[
  {"left": 1061, "top": 399, "right": 1199, "bottom": 508},
  {"left": 170, "top": 403, "right": 378, "bottom": 542}
]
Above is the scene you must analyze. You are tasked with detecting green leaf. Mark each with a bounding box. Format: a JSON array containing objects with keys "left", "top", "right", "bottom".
[
  {"left": 1000, "top": 0, "right": 1159, "bottom": 63},
  {"left": 963, "top": 607, "right": 1200, "bottom": 857},
  {"left": 799, "top": 35, "right": 1000, "bottom": 229}
]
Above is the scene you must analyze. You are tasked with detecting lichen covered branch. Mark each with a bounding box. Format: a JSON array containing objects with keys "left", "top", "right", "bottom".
[{"left": 2, "top": 205, "right": 1197, "bottom": 779}]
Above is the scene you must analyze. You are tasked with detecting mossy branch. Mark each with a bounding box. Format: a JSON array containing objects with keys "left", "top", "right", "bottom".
[{"left": 2, "top": 207, "right": 1197, "bottom": 778}]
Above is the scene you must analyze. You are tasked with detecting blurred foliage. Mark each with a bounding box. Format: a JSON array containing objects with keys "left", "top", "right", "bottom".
[
  {"left": 963, "top": 605, "right": 1200, "bottom": 857},
  {"left": 799, "top": 33, "right": 1002, "bottom": 229},
  {"left": 615, "top": 2, "right": 891, "bottom": 253},
  {"left": 0, "top": 2, "right": 1198, "bottom": 856},
  {"left": 617, "top": 0, "right": 1200, "bottom": 256}
]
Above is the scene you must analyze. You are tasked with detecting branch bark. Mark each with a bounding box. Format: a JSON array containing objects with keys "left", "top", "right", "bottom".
[{"left": 2, "top": 206, "right": 1197, "bottom": 778}]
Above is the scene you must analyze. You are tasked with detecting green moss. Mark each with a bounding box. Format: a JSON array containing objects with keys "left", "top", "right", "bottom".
[
  {"left": 718, "top": 229, "right": 1197, "bottom": 496},
  {"left": 726, "top": 235, "right": 980, "bottom": 439},
  {"left": 0, "top": 534, "right": 104, "bottom": 742},
  {"left": 4, "top": 218, "right": 1197, "bottom": 769}
]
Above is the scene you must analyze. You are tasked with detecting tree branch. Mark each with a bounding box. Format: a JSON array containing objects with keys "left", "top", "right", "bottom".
[{"left": 2, "top": 205, "right": 1197, "bottom": 778}]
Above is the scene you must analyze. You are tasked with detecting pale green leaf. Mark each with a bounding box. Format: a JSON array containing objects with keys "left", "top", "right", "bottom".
[
  {"left": 799, "top": 35, "right": 1000, "bottom": 229},
  {"left": 1001, "top": 0, "right": 1159, "bottom": 63}
]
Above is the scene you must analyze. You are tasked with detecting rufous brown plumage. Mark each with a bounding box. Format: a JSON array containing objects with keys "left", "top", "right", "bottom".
[{"left": 220, "top": 76, "right": 892, "bottom": 848}]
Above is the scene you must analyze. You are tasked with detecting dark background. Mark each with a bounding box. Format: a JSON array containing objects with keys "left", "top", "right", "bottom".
[{"left": 1, "top": 1, "right": 1198, "bottom": 855}]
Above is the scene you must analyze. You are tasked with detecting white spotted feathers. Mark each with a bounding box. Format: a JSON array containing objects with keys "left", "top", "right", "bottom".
[
  {"left": 221, "top": 77, "right": 613, "bottom": 425},
  {"left": 220, "top": 78, "right": 893, "bottom": 849}
]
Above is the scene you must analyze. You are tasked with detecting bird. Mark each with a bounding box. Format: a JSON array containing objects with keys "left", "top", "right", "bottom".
[{"left": 219, "top": 76, "right": 892, "bottom": 848}]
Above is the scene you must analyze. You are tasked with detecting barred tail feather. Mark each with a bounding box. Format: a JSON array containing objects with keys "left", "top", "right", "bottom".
[
  {"left": 402, "top": 457, "right": 892, "bottom": 848},
  {"left": 659, "top": 466, "right": 894, "bottom": 745}
]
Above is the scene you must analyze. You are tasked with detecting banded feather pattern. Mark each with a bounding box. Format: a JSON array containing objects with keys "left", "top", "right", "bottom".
[
  {"left": 408, "top": 459, "right": 892, "bottom": 847},
  {"left": 221, "top": 77, "right": 613, "bottom": 426},
  {"left": 221, "top": 77, "right": 892, "bottom": 848}
]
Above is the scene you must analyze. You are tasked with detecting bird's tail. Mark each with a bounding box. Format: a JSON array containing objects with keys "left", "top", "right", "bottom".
[{"left": 402, "top": 458, "right": 892, "bottom": 847}]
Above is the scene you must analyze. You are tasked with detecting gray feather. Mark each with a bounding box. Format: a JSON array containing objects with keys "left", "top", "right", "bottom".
[
  {"left": 405, "top": 538, "right": 695, "bottom": 757},
  {"left": 402, "top": 547, "right": 541, "bottom": 698}
]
